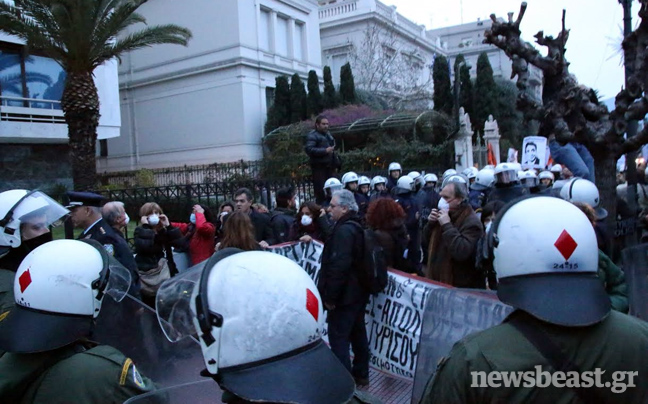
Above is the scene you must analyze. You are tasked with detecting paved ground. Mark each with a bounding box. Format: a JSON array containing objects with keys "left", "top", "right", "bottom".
[{"left": 358, "top": 368, "right": 414, "bottom": 404}]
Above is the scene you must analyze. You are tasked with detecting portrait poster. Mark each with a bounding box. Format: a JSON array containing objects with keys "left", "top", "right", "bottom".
[{"left": 521, "top": 136, "right": 546, "bottom": 169}]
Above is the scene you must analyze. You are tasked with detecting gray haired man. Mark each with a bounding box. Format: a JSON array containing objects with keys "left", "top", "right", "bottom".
[
  {"left": 102, "top": 201, "right": 129, "bottom": 237},
  {"left": 317, "top": 190, "right": 370, "bottom": 386}
]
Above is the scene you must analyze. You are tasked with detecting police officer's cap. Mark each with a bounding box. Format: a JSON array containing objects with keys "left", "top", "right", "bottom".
[{"left": 65, "top": 191, "right": 106, "bottom": 209}]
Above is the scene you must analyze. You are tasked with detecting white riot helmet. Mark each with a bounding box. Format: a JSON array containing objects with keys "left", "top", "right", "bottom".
[
  {"left": 442, "top": 169, "right": 457, "bottom": 181},
  {"left": 441, "top": 174, "right": 469, "bottom": 196},
  {"left": 396, "top": 176, "right": 415, "bottom": 193},
  {"left": 519, "top": 170, "right": 538, "bottom": 188},
  {"left": 0, "top": 239, "right": 131, "bottom": 353},
  {"left": 341, "top": 171, "right": 359, "bottom": 186},
  {"left": 539, "top": 171, "right": 555, "bottom": 181},
  {"left": 388, "top": 162, "right": 402, "bottom": 173},
  {"left": 494, "top": 163, "right": 518, "bottom": 185},
  {"left": 323, "top": 177, "right": 342, "bottom": 193},
  {"left": 510, "top": 162, "right": 522, "bottom": 172},
  {"left": 0, "top": 190, "right": 69, "bottom": 249},
  {"left": 462, "top": 167, "right": 479, "bottom": 180},
  {"left": 423, "top": 173, "right": 438, "bottom": 187},
  {"left": 491, "top": 196, "right": 609, "bottom": 326},
  {"left": 560, "top": 178, "right": 607, "bottom": 220},
  {"left": 358, "top": 176, "right": 371, "bottom": 186},
  {"left": 471, "top": 168, "right": 495, "bottom": 191},
  {"left": 370, "top": 175, "right": 386, "bottom": 190},
  {"left": 407, "top": 171, "right": 424, "bottom": 189},
  {"left": 156, "top": 249, "right": 355, "bottom": 404},
  {"left": 550, "top": 164, "right": 562, "bottom": 174}
]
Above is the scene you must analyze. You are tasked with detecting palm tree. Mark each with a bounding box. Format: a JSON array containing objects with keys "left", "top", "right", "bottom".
[{"left": 0, "top": 0, "right": 192, "bottom": 190}]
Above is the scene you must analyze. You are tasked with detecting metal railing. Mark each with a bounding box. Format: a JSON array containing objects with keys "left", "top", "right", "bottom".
[{"left": 0, "top": 95, "right": 65, "bottom": 124}]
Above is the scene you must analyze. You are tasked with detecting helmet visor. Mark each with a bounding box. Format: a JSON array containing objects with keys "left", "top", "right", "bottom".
[
  {"left": 496, "top": 170, "right": 516, "bottom": 184},
  {"left": 105, "top": 255, "right": 132, "bottom": 302},
  {"left": 13, "top": 191, "right": 69, "bottom": 228},
  {"left": 156, "top": 263, "right": 204, "bottom": 342}
]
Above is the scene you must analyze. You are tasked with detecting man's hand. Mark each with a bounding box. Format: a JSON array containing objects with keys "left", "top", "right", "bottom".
[
  {"left": 299, "top": 235, "right": 313, "bottom": 243},
  {"left": 325, "top": 303, "right": 336, "bottom": 311},
  {"left": 259, "top": 240, "right": 269, "bottom": 249},
  {"left": 438, "top": 209, "right": 451, "bottom": 226},
  {"left": 325, "top": 146, "right": 334, "bottom": 154},
  {"left": 428, "top": 209, "right": 440, "bottom": 223}
]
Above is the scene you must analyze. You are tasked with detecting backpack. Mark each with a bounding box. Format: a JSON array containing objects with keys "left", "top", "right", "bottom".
[{"left": 349, "top": 222, "right": 388, "bottom": 295}]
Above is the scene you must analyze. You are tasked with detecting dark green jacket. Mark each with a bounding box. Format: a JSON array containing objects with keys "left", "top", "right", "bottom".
[
  {"left": 422, "top": 310, "right": 648, "bottom": 404},
  {"left": 0, "top": 268, "right": 14, "bottom": 318},
  {"left": 0, "top": 344, "right": 158, "bottom": 403},
  {"left": 598, "top": 250, "right": 629, "bottom": 313}
]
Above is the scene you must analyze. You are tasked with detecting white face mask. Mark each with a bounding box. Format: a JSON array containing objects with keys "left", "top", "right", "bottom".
[
  {"left": 148, "top": 214, "right": 160, "bottom": 226},
  {"left": 190, "top": 213, "right": 196, "bottom": 224},
  {"left": 124, "top": 213, "right": 130, "bottom": 225},
  {"left": 301, "top": 215, "right": 313, "bottom": 226},
  {"left": 437, "top": 198, "right": 450, "bottom": 210}
]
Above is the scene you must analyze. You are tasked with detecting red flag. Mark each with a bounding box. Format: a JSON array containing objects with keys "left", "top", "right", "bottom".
[{"left": 487, "top": 143, "right": 497, "bottom": 166}]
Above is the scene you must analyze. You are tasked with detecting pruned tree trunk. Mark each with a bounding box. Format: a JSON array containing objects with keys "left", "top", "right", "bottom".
[
  {"left": 62, "top": 71, "right": 100, "bottom": 191},
  {"left": 484, "top": 2, "right": 648, "bottom": 218}
]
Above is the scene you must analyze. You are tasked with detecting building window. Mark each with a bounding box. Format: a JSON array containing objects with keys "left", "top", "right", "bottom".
[
  {"left": 331, "top": 54, "right": 347, "bottom": 86},
  {"left": 259, "top": 8, "right": 271, "bottom": 52},
  {"left": 265, "top": 87, "right": 275, "bottom": 112},
  {"left": 276, "top": 16, "right": 289, "bottom": 57},
  {"left": 294, "top": 22, "right": 305, "bottom": 61},
  {"left": 0, "top": 43, "right": 65, "bottom": 109},
  {"left": 459, "top": 37, "right": 473, "bottom": 48},
  {"left": 99, "top": 139, "right": 108, "bottom": 157}
]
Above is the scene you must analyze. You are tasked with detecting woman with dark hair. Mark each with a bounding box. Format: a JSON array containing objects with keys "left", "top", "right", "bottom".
[
  {"left": 215, "top": 201, "right": 235, "bottom": 243},
  {"left": 172, "top": 204, "right": 216, "bottom": 266},
  {"left": 217, "top": 211, "right": 260, "bottom": 251},
  {"left": 365, "top": 198, "right": 412, "bottom": 273},
  {"left": 293, "top": 201, "right": 332, "bottom": 242}
]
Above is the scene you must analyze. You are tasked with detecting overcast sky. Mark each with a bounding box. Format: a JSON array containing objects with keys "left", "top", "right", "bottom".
[{"left": 381, "top": 0, "right": 637, "bottom": 100}]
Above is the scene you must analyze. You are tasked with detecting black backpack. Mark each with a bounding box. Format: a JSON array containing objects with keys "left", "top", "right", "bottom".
[{"left": 350, "top": 222, "right": 388, "bottom": 295}]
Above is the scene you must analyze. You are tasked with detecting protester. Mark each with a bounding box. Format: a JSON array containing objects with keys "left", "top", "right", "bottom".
[
  {"left": 171, "top": 204, "right": 216, "bottom": 266},
  {"left": 548, "top": 134, "right": 595, "bottom": 182},
  {"left": 215, "top": 201, "right": 234, "bottom": 242},
  {"left": 0, "top": 239, "right": 157, "bottom": 402},
  {"left": 270, "top": 186, "right": 297, "bottom": 244},
  {"left": 422, "top": 197, "right": 648, "bottom": 403},
  {"left": 317, "top": 190, "right": 370, "bottom": 387},
  {"left": 365, "top": 198, "right": 411, "bottom": 273},
  {"left": 217, "top": 211, "right": 261, "bottom": 251},
  {"left": 293, "top": 201, "right": 331, "bottom": 242},
  {"left": 233, "top": 188, "right": 275, "bottom": 248},
  {"left": 102, "top": 201, "right": 129, "bottom": 237},
  {"left": 424, "top": 177, "right": 484, "bottom": 288},
  {"left": 305, "top": 115, "right": 339, "bottom": 204}
]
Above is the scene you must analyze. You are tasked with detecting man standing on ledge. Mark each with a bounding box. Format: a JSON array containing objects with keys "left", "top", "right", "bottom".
[{"left": 305, "top": 115, "right": 339, "bottom": 204}]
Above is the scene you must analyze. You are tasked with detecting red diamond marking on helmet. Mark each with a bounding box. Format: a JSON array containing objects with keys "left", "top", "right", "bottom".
[
  {"left": 306, "top": 289, "right": 319, "bottom": 322},
  {"left": 554, "top": 230, "right": 578, "bottom": 260},
  {"left": 19, "top": 269, "right": 32, "bottom": 293}
]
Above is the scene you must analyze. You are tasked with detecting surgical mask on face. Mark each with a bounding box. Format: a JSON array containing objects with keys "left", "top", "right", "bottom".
[
  {"left": 437, "top": 198, "right": 450, "bottom": 210},
  {"left": 148, "top": 214, "right": 160, "bottom": 226},
  {"left": 301, "top": 215, "right": 313, "bottom": 226},
  {"left": 124, "top": 213, "right": 130, "bottom": 225},
  {"left": 190, "top": 213, "right": 196, "bottom": 224}
]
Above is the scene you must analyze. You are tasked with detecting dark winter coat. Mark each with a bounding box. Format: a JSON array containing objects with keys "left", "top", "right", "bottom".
[
  {"left": 318, "top": 212, "right": 368, "bottom": 307},
  {"left": 305, "top": 129, "right": 336, "bottom": 166},
  {"left": 270, "top": 207, "right": 296, "bottom": 244},
  {"left": 249, "top": 209, "right": 277, "bottom": 245},
  {"left": 374, "top": 222, "right": 412, "bottom": 273},
  {"left": 133, "top": 224, "right": 183, "bottom": 272},
  {"left": 486, "top": 184, "right": 529, "bottom": 205}
]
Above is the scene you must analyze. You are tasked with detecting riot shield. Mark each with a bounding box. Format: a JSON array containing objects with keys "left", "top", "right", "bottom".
[
  {"left": 411, "top": 288, "right": 513, "bottom": 403},
  {"left": 622, "top": 243, "right": 648, "bottom": 321},
  {"left": 93, "top": 293, "right": 206, "bottom": 388},
  {"left": 124, "top": 380, "right": 222, "bottom": 404}
]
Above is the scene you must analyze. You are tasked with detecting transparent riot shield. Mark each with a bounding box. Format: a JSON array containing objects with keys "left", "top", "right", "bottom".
[
  {"left": 124, "top": 380, "right": 222, "bottom": 404},
  {"left": 622, "top": 243, "right": 648, "bottom": 321},
  {"left": 93, "top": 294, "right": 206, "bottom": 388},
  {"left": 411, "top": 288, "right": 513, "bottom": 403}
]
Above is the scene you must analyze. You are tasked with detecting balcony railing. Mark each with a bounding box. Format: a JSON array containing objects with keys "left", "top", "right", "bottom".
[
  {"left": 319, "top": 0, "right": 358, "bottom": 19},
  {"left": 0, "top": 95, "right": 65, "bottom": 124}
]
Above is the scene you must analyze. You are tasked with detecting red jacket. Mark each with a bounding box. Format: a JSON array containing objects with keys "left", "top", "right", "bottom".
[{"left": 172, "top": 212, "right": 216, "bottom": 266}]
